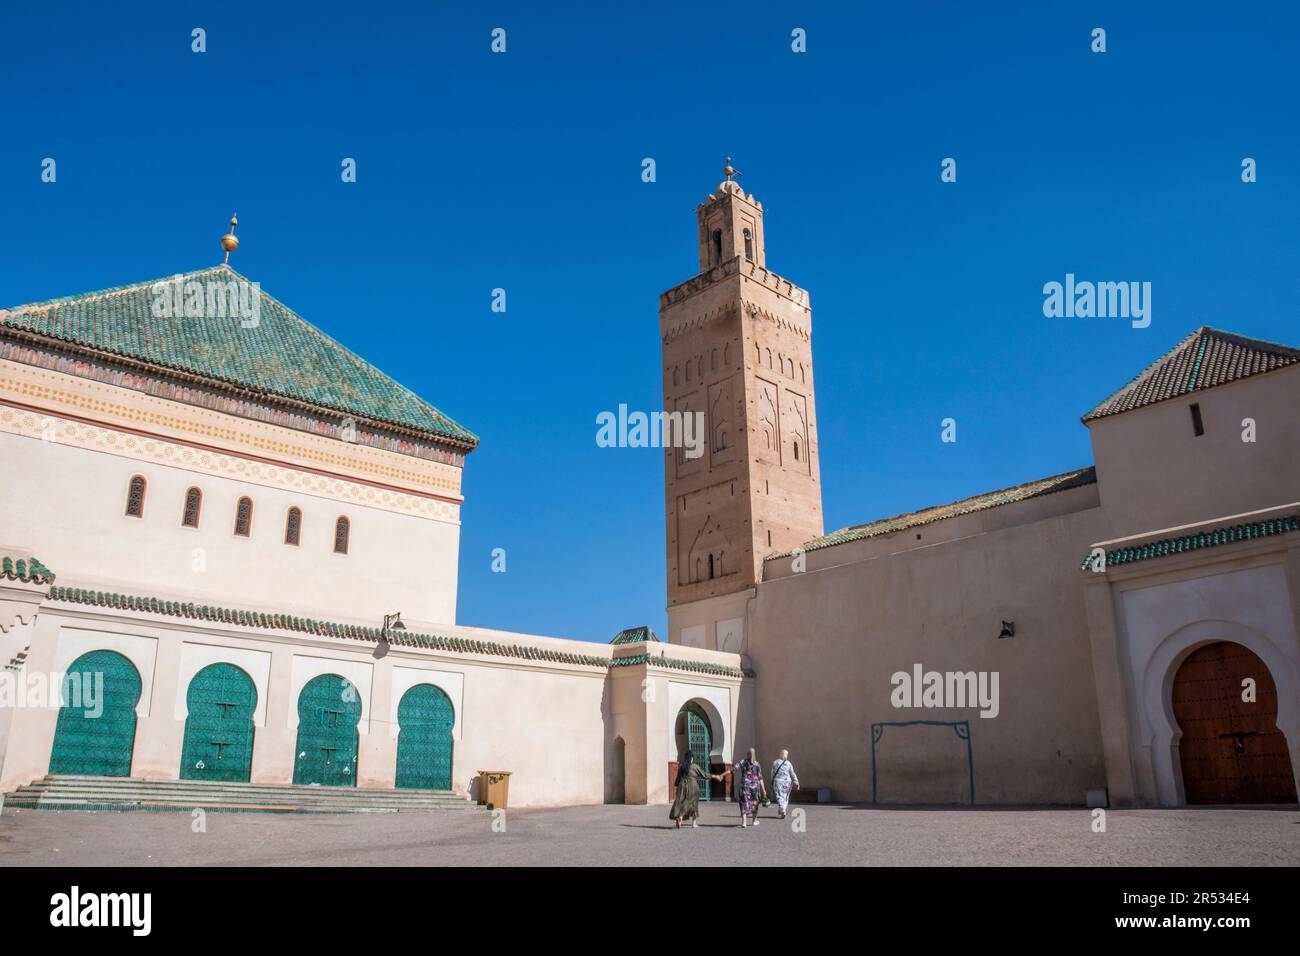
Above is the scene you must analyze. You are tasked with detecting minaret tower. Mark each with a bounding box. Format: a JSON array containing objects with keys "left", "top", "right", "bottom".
[{"left": 659, "top": 161, "right": 823, "bottom": 652}]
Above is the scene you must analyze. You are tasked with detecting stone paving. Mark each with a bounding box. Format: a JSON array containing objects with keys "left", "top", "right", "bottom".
[{"left": 1, "top": 801, "right": 1296, "bottom": 867}]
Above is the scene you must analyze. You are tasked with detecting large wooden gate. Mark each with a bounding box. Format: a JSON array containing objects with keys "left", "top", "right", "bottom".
[{"left": 1172, "top": 641, "right": 1298, "bottom": 804}]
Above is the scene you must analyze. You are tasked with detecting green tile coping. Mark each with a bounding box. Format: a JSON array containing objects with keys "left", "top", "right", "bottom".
[
  {"left": 1080, "top": 515, "right": 1300, "bottom": 571},
  {"left": 1, "top": 556, "right": 55, "bottom": 584},
  {"left": 776, "top": 466, "right": 1096, "bottom": 559},
  {"left": 44, "top": 585, "right": 752, "bottom": 679}
]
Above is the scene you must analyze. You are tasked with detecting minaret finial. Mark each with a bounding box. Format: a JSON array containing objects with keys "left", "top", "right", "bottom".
[
  {"left": 221, "top": 214, "right": 239, "bottom": 266},
  {"left": 723, "top": 157, "right": 741, "bottom": 182}
]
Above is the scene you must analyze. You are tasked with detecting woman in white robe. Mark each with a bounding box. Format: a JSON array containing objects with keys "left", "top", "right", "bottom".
[{"left": 770, "top": 749, "right": 800, "bottom": 818}]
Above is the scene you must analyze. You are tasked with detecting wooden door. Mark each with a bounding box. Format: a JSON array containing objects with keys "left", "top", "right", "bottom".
[{"left": 1172, "top": 642, "right": 1297, "bottom": 804}]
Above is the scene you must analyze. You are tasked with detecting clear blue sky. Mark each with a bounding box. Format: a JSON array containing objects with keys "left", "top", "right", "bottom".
[{"left": 3, "top": 2, "right": 1297, "bottom": 642}]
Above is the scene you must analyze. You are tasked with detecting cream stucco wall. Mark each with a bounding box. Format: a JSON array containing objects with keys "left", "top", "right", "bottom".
[
  {"left": 749, "top": 483, "right": 1112, "bottom": 805},
  {"left": 0, "top": 358, "right": 464, "bottom": 625},
  {"left": 1088, "top": 366, "right": 1300, "bottom": 538}
]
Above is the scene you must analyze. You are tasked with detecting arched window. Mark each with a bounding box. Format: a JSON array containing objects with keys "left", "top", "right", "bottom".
[
  {"left": 765, "top": 348, "right": 772, "bottom": 368},
  {"left": 793, "top": 441, "right": 801, "bottom": 461},
  {"left": 285, "top": 507, "right": 302, "bottom": 546},
  {"left": 125, "top": 475, "right": 147, "bottom": 518},
  {"left": 710, "top": 229, "right": 722, "bottom": 266},
  {"left": 708, "top": 554, "right": 715, "bottom": 579},
  {"left": 234, "top": 497, "right": 253, "bottom": 537},
  {"left": 743, "top": 227, "right": 754, "bottom": 261},
  {"left": 334, "top": 517, "right": 350, "bottom": 555},
  {"left": 182, "top": 487, "right": 202, "bottom": 528}
]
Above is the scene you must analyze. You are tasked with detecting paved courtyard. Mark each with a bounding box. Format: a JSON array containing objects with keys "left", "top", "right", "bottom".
[{"left": 1, "top": 802, "right": 1296, "bottom": 866}]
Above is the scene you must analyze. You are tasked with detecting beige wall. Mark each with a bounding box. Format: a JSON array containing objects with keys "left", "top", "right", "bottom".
[{"left": 750, "top": 484, "right": 1111, "bottom": 804}]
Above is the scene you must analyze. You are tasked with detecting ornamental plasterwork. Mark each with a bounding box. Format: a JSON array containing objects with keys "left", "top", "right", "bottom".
[{"left": 0, "top": 361, "right": 463, "bottom": 502}]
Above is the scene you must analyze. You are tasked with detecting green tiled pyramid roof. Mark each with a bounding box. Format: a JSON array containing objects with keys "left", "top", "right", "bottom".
[
  {"left": 1083, "top": 326, "right": 1300, "bottom": 422},
  {"left": 1, "top": 265, "right": 477, "bottom": 448},
  {"left": 610, "top": 625, "right": 661, "bottom": 645},
  {"left": 776, "top": 466, "right": 1097, "bottom": 558}
]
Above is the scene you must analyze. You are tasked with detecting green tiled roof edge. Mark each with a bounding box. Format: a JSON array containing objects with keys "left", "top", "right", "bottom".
[
  {"left": 779, "top": 466, "right": 1096, "bottom": 558},
  {"left": 1, "top": 556, "right": 55, "bottom": 584},
  {"left": 44, "top": 586, "right": 750, "bottom": 679},
  {"left": 1080, "top": 515, "right": 1300, "bottom": 571}
]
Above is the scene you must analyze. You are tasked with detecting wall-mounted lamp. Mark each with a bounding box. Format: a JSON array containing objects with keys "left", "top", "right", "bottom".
[
  {"left": 998, "top": 620, "right": 1015, "bottom": 639},
  {"left": 381, "top": 612, "right": 406, "bottom": 647}
]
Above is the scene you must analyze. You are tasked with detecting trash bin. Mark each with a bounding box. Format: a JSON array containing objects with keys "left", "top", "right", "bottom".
[{"left": 478, "top": 770, "right": 512, "bottom": 809}]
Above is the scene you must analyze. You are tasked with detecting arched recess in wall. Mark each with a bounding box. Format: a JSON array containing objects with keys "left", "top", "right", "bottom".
[
  {"left": 607, "top": 736, "right": 627, "bottom": 804},
  {"left": 673, "top": 700, "right": 723, "bottom": 801},
  {"left": 180, "top": 662, "right": 257, "bottom": 782},
  {"left": 49, "top": 650, "right": 142, "bottom": 777},
  {"left": 1141, "top": 618, "right": 1300, "bottom": 807}
]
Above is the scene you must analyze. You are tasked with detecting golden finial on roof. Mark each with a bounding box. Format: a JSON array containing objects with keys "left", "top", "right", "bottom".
[
  {"left": 220, "top": 214, "right": 239, "bottom": 265},
  {"left": 723, "top": 157, "right": 741, "bottom": 181}
]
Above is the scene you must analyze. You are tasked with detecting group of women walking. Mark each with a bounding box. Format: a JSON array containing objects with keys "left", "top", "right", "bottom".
[{"left": 669, "top": 747, "right": 800, "bottom": 829}]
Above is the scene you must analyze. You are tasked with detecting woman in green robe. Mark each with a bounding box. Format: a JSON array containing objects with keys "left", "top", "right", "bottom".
[{"left": 670, "top": 750, "right": 723, "bottom": 829}]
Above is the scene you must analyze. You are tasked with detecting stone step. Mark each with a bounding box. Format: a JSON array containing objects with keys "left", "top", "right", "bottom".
[
  {"left": 24, "top": 781, "right": 466, "bottom": 802},
  {"left": 41, "top": 774, "right": 456, "bottom": 797},
  {"left": 8, "top": 789, "right": 471, "bottom": 809},
  {"left": 4, "top": 775, "right": 485, "bottom": 814}
]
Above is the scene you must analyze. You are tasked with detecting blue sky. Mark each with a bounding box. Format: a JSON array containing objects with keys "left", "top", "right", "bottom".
[{"left": 3, "top": 2, "right": 1298, "bottom": 642}]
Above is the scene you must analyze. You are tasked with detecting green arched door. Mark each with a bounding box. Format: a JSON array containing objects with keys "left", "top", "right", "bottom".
[
  {"left": 685, "top": 704, "right": 713, "bottom": 801},
  {"left": 395, "top": 684, "right": 454, "bottom": 790},
  {"left": 49, "top": 650, "right": 142, "bottom": 777},
  {"left": 180, "top": 663, "right": 257, "bottom": 782},
  {"left": 293, "top": 674, "right": 362, "bottom": 787}
]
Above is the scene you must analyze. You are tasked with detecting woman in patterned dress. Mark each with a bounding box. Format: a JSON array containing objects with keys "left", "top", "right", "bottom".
[
  {"left": 735, "top": 748, "right": 767, "bottom": 827},
  {"left": 670, "top": 750, "right": 723, "bottom": 829},
  {"left": 770, "top": 749, "right": 800, "bottom": 819}
]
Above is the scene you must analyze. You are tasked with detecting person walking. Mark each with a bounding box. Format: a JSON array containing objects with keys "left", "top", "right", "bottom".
[
  {"left": 770, "top": 749, "right": 800, "bottom": 819},
  {"left": 735, "top": 748, "right": 766, "bottom": 828},
  {"left": 669, "top": 750, "right": 723, "bottom": 829}
]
